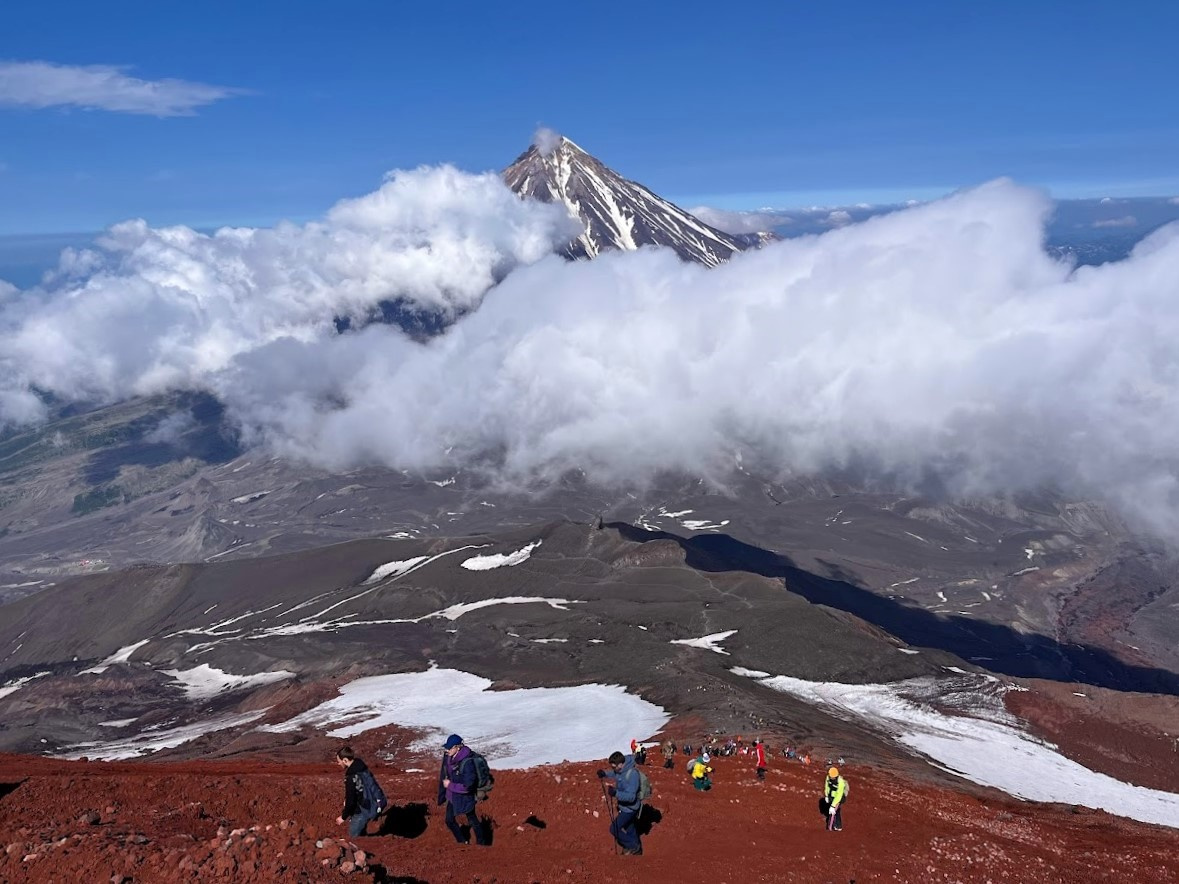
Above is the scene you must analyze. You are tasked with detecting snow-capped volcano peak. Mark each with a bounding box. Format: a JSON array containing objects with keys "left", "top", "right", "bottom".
[{"left": 503, "top": 134, "right": 752, "bottom": 267}]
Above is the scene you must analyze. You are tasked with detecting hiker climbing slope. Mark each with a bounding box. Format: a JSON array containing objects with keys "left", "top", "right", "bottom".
[
  {"left": 438, "top": 734, "right": 489, "bottom": 846},
  {"left": 598, "top": 750, "right": 647, "bottom": 855},
  {"left": 819, "top": 766, "right": 849, "bottom": 831},
  {"left": 335, "top": 746, "right": 387, "bottom": 838},
  {"left": 688, "top": 751, "right": 713, "bottom": 791},
  {"left": 753, "top": 739, "right": 767, "bottom": 781}
]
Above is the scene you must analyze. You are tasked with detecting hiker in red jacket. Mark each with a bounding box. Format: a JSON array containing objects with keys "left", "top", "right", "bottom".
[{"left": 753, "top": 739, "right": 767, "bottom": 781}]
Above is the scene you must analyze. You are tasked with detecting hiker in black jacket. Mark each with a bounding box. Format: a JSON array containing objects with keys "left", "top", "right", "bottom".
[{"left": 335, "top": 746, "right": 387, "bottom": 837}]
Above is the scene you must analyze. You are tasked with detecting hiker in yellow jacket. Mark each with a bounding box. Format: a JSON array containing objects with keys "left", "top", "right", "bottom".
[
  {"left": 819, "top": 766, "right": 848, "bottom": 831},
  {"left": 688, "top": 752, "right": 713, "bottom": 791}
]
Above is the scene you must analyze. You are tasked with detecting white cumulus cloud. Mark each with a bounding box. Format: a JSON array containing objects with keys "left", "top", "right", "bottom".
[
  {"left": 0, "top": 60, "right": 244, "bottom": 116},
  {"left": 688, "top": 206, "right": 786, "bottom": 235},
  {"left": 3, "top": 172, "right": 1179, "bottom": 538},
  {"left": 532, "top": 126, "right": 562, "bottom": 157},
  {"left": 0, "top": 165, "right": 577, "bottom": 414},
  {"left": 1093, "top": 216, "right": 1137, "bottom": 228}
]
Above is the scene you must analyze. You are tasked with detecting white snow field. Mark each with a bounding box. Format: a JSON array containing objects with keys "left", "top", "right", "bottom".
[
  {"left": 261, "top": 665, "right": 669, "bottom": 768},
  {"left": 734, "top": 668, "right": 1179, "bottom": 829},
  {"left": 160, "top": 664, "right": 295, "bottom": 699}
]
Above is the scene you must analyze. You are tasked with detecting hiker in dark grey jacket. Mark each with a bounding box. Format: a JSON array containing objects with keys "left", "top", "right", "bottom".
[
  {"left": 598, "top": 750, "right": 643, "bottom": 855},
  {"left": 335, "top": 746, "right": 386, "bottom": 837}
]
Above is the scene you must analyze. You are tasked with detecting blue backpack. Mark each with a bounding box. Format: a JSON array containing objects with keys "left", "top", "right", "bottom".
[{"left": 357, "top": 767, "right": 387, "bottom": 813}]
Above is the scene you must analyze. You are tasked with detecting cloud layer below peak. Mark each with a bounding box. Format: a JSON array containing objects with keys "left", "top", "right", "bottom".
[{"left": 3, "top": 169, "right": 1179, "bottom": 536}]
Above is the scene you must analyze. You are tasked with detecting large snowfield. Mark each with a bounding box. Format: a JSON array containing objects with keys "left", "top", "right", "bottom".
[
  {"left": 260, "top": 665, "right": 669, "bottom": 768},
  {"left": 734, "top": 668, "right": 1179, "bottom": 829}
]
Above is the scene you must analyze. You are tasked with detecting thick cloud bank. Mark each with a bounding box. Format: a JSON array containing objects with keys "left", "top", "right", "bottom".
[{"left": 3, "top": 170, "right": 1179, "bottom": 534}]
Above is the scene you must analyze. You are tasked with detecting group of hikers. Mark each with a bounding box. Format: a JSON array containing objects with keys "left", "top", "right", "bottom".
[
  {"left": 335, "top": 734, "right": 494, "bottom": 845},
  {"left": 334, "top": 733, "right": 851, "bottom": 856}
]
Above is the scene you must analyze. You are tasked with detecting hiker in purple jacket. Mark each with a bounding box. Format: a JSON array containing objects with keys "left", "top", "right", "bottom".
[{"left": 437, "top": 734, "right": 487, "bottom": 846}]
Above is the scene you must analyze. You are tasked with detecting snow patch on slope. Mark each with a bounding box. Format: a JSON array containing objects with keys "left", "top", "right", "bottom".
[
  {"left": 161, "top": 664, "right": 295, "bottom": 699},
  {"left": 461, "top": 540, "right": 541, "bottom": 570},
  {"left": 60, "top": 711, "right": 267, "bottom": 760},
  {"left": 670, "top": 630, "right": 738, "bottom": 655},
  {"left": 80, "top": 640, "right": 151, "bottom": 674},
  {"left": 260, "top": 665, "right": 668, "bottom": 768},
  {"left": 733, "top": 668, "right": 1179, "bottom": 829}
]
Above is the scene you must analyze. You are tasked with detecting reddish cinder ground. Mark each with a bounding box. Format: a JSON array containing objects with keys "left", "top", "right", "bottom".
[{"left": 1, "top": 751, "right": 1176, "bottom": 883}]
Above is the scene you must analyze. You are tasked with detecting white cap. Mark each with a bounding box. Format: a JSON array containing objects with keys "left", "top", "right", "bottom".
[{"left": 702, "top": 752, "right": 710, "bottom": 762}]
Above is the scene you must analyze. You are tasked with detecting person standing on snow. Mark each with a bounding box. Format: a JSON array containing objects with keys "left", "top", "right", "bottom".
[
  {"left": 819, "top": 766, "right": 849, "bottom": 831},
  {"left": 753, "top": 739, "right": 767, "bottom": 781},
  {"left": 438, "top": 734, "right": 488, "bottom": 846},
  {"left": 598, "top": 750, "right": 644, "bottom": 855}
]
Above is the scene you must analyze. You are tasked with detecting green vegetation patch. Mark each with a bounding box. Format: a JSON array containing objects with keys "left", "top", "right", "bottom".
[{"left": 71, "top": 485, "right": 126, "bottom": 516}]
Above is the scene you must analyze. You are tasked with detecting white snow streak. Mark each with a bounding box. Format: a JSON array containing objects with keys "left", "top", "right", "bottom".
[
  {"left": 669, "top": 629, "right": 738, "bottom": 655},
  {"left": 60, "top": 711, "right": 266, "bottom": 760},
  {"left": 160, "top": 664, "right": 295, "bottom": 699},
  {"left": 460, "top": 540, "right": 541, "bottom": 570},
  {"left": 80, "top": 639, "right": 151, "bottom": 674}
]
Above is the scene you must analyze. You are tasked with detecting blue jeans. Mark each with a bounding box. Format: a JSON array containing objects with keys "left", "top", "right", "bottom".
[
  {"left": 348, "top": 807, "right": 378, "bottom": 838},
  {"left": 610, "top": 804, "right": 641, "bottom": 851},
  {"left": 446, "top": 801, "right": 487, "bottom": 844}
]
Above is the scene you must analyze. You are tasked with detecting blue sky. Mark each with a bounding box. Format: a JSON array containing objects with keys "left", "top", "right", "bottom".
[{"left": 1, "top": 0, "right": 1177, "bottom": 235}]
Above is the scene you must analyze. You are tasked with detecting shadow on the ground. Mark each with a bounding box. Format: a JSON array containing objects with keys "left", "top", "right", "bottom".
[
  {"left": 82, "top": 393, "right": 242, "bottom": 485},
  {"left": 636, "top": 804, "right": 663, "bottom": 837},
  {"left": 377, "top": 802, "right": 429, "bottom": 839},
  {"left": 0, "top": 781, "right": 22, "bottom": 801},
  {"left": 369, "top": 868, "right": 427, "bottom": 884},
  {"left": 610, "top": 523, "right": 1179, "bottom": 696}
]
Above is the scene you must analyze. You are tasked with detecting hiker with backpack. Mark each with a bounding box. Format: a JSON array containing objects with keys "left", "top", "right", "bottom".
[
  {"left": 819, "top": 766, "right": 849, "bottom": 831},
  {"left": 687, "top": 751, "right": 712, "bottom": 791},
  {"left": 661, "top": 739, "right": 676, "bottom": 769},
  {"left": 438, "top": 734, "right": 491, "bottom": 846},
  {"left": 335, "top": 746, "right": 387, "bottom": 837},
  {"left": 597, "top": 749, "right": 649, "bottom": 855}
]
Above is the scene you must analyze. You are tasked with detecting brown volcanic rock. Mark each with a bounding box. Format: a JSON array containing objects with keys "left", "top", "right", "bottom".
[{"left": 0, "top": 753, "right": 1175, "bottom": 883}]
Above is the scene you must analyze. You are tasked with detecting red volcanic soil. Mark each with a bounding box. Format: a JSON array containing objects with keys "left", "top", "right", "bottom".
[
  {"left": 1, "top": 752, "right": 1176, "bottom": 883},
  {"left": 1007, "top": 680, "right": 1179, "bottom": 794}
]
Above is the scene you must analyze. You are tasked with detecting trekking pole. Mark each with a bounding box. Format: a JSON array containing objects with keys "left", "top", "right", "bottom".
[{"left": 599, "top": 780, "right": 620, "bottom": 854}]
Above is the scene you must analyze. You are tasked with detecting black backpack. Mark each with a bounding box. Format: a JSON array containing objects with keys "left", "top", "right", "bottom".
[
  {"left": 357, "top": 767, "right": 387, "bottom": 813},
  {"left": 462, "top": 751, "right": 495, "bottom": 801}
]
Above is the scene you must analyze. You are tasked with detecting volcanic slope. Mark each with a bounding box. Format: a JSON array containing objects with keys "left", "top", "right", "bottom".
[
  {"left": 3, "top": 519, "right": 1179, "bottom": 834},
  {"left": 503, "top": 135, "right": 754, "bottom": 266},
  {"left": 1, "top": 752, "right": 1176, "bottom": 884},
  {"left": 0, "top": 520, "right": 944, "bottom": 757},
  {"left": 2, "top": 390, "right": 1175, "bottom": 695}
]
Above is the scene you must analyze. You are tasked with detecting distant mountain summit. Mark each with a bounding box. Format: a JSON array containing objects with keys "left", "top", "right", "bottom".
[{"left": 503, "top": 133, "right": 757, "bottom": 267}]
